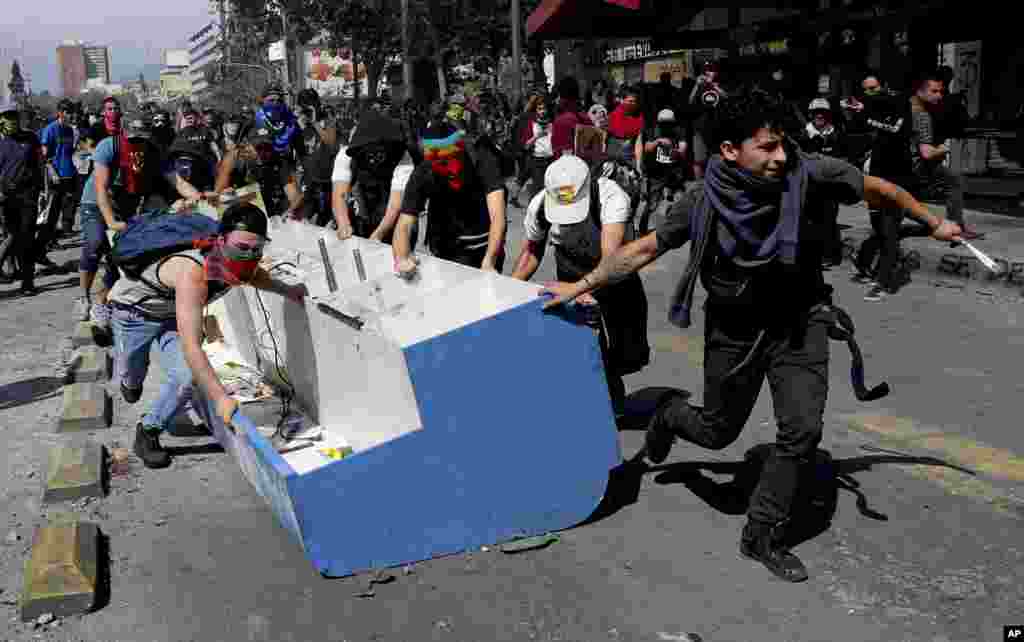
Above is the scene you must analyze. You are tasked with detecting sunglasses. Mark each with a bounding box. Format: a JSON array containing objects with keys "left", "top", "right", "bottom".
[{"left": 223, "top": 241, "right": 265, "bottom": 261}]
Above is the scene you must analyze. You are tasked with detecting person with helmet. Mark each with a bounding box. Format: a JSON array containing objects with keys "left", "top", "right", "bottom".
[
  {"left": 637, "top": 108, "right": 688, "bottom": 234},
  {"left": 0, "top": 99, "right": 45, "bottom": 296},
  {"left": 107, "top": 203, "right": 307, "bottom": 468},
  {"left": 252, "top": 85, "right": 301, "bottom": 213},
  {"left": 36, "top": 98, "right": 79, "bottom": 264},
  {"left": 294, "top": 104, "right": 341, "bottom": 226},
  {"left": 213, "top": 124, "right": 293, "bottom": 217}
]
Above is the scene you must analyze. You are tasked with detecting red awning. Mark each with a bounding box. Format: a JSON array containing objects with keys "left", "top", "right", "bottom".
[{"left": 527, "top": 0, "right": 667, "bottom": 38}]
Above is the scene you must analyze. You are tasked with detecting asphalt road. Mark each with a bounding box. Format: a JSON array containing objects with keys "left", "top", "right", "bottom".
[{"left": 1, "top": 201, "right": 1022, "bottom": 642}]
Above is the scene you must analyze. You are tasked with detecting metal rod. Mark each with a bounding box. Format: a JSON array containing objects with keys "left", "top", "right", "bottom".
[
  {"left": 317, "top": 302, "right": 364, "bottom": 331},
  {"left": 319, "top": 238, "right": 338, "bottom": 293},
  {"left": 353, "top": 248, "right": 367, "bottom": 282}
]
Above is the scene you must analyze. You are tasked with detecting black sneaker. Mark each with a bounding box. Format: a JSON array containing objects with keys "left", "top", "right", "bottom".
[
  {"left": 740, "top": 520, "right": 808, "bottom": 583},
  {"left": 863, "top": 285, "right": 888, "bottom": 302},
  {"left": 133, "top": 423, "right": 171, "bottom": 469},
  {"left": 19, "top": 285, "right": 40, "bottom": 297},
  {"left": 644, "top": 392, "right": 684, "bottom": 464},
  {"left": 121, "top": 380, "right": 143, "bottom": 404}
]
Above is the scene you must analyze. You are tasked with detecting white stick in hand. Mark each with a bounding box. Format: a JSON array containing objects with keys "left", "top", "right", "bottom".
[{"left": 962, "top": 240, "right": 1002, "bottom": 274}]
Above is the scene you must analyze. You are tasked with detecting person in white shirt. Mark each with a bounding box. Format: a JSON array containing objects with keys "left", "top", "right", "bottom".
[
  {"left": 523, "top": 99, "right": 555, "bottom": 205},
  {"left": 331, "top": 111, "right": 416, "bottom": 244},
  {"left": 511, "top": 155, "right": 651, "bottom": 416}
]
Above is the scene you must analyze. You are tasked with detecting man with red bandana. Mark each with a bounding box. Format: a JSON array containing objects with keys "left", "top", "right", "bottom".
[
  {"left": 108, "top": 203, "right": 306, "bottom": 469},
  {"left": 393, "top": 122, "right": 507, "bottom": 276}
]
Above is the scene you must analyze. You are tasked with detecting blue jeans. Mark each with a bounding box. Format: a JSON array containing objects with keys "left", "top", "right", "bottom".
[
  {"left": 78, "top": 203, "right": 119, "bottom": 290},
  {"left": 113, "top": 306, "right": 191, "bottom": 433}
]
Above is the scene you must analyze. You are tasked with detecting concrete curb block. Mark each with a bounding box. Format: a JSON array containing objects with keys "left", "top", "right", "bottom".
[
  {"left": 71, "top": 322, "right": 98, "bottom": 348},
  {"left": 842, "top": 230, "right": 1024, "bottom": 296},
  {"left": 56, "top": 383, "right": 112, "bottom": 433},
  {"left": 65, "top": 346, "right": 111, "bottom": 384},
  {"left": 20, "top": 519, "right": 100, "bottom": 621},
  {"left": 43, "top": 440, "right": 105, "bottom": 504}
]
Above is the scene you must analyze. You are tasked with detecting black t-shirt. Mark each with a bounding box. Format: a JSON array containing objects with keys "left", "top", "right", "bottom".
[
  {"left": 0, "top": 131, "right": 43, "bottom": 194},
  {"left": 300, "top": 126, "right": 339, "bottom": 184},
  {"left": 642, "top": 125, "right": 687, "bottom": 180},
  {"left": 400, "top": 144, "right": 505, "bottom": 255},
  {"left": 656, "top": 155, "right": 865, "bottom": 320}
]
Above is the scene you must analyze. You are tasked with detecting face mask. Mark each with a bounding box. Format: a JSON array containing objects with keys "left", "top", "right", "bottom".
[
  {"left": 103, "top": 106, "right": 121, "bottom": 133},
  {"left": 204, "top": 237, "right": 263, "bottom": 285},
  {"left": 153, "top": 117, "right": 168, "bottom": 129},
  {"left": 422, "top": 131, "right": 467, "bottom": 191},
  {"left": 262, "top": 101, "right": 287, "bottom": 128},
  {"left": 224, "top": 123, "right": 240, "bottom": 140}
]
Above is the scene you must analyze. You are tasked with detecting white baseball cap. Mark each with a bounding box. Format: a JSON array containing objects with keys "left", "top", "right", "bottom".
[
  {"left": 657, "top": 108, "right": 676, "bottom": 123},
  {"left": 544, "top": 155, "right": 591, "bottom": 225},
  {"left": 808, "top": 98, "right": 831, "bottom": 112}
]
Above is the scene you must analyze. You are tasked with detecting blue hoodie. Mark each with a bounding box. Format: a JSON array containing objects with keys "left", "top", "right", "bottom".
[{"left": 255, "top": 103, "right": 298, "bottom": 154}]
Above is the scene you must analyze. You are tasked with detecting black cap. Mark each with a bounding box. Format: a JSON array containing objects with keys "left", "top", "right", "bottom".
[{"left": 219, "top": 202, "right": 268, "bottom": 238}]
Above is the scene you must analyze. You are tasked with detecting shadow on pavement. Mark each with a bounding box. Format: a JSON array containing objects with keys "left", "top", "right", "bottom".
[
  {"left": 0, "top": 375, "right": 64, "bottom": 411},
  {"left": 164, "top": 442, "right": 225, "bottom": 457}
]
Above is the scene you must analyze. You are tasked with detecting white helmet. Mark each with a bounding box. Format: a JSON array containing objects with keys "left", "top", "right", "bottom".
[
  {"left": 808, "top": 98, "right": 831, "bottom": 113},
  {"left": 656, "top": 108, "right": 676, "bottom": 123}
]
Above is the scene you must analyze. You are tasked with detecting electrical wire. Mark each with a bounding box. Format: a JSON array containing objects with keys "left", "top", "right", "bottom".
[{"left": 253, "top": 285, "right": 296, "bottom": 439}]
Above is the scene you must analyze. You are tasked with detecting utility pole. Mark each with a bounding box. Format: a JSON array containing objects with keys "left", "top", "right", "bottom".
[
  {"left": 510, "top": 0, "right": 522, "bottom": 105},
  {"left": 401, "top": 0, "right": 413, "bottom": 100},
  {"left": 280, "top": 9, "right": 292, "bottom": 92}
]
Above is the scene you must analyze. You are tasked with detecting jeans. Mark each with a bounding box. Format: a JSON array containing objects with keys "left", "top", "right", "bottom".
[
  {"left": 113, "top": 306, "right": 191, "bottom": 433},
  {"left": 78, "top": 203, "right": 119, "bottom": 290},
  {"left": 0, "top": 194, "right": 39, "bottom": 289},
  {"left": 651, "top": 307, "right": 830, "bottom": 526}
]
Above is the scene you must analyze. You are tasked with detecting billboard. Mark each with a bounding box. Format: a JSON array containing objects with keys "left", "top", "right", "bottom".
[
  {"left": 303, "top": 47, "right": 367, "bottom": 98},
  {"left": 164, "top": 49, "right": 189, "bottom": 68}
]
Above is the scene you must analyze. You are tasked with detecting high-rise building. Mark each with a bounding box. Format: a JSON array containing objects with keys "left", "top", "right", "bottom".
[
  {"left": 160, "top": 48, "right": 192, "bottom": 99},
  {"left": 83, "top": 45, "right": 112, "bottom": 89},
  {"left": 56, "top": 41, "right": 87, "bottom": 96},
  {"left": 188, "top": 21, "right": 222, "bottom": 97}
]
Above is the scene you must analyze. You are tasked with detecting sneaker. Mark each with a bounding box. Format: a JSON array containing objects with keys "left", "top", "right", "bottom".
[
  {"left": 90, "top": 302, "right": 112, "bottom": 331},
  {"left": 120, "top": 380, "right": 143, "bottom": 404},
  {"left": 19, "top": 285, "right": 40, "bottom": 297},
  {"left": 740, "top": 520, "right": 809, "bottom": 583},
  {"left": 133, "top": 423, "right": 171, "bottom": 469},
  {"left": 863, "top": 285, "right": 888, "bottom": 302},
  {"left": 644, "top": 392, "right": 685, "bottom": 464},
  {"left": 960, "top": 226, "right": 985, "bottom": 241},
  {"left": 850, "top": 272, "right": 876, "bottom": 285},
  {"left": 74, "top": 296, "right": 92, "bottom": 322}
]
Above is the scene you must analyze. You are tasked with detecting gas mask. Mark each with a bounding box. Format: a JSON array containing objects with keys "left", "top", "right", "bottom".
[
  {"left": 422, "top": 131, "right": 467, "bottom": 192},
  {"left": 204, "top": 237, "right": 264, "bottom": 285},
  {"left": 262, "top": 101, "right": 288, "bottom": 130}
]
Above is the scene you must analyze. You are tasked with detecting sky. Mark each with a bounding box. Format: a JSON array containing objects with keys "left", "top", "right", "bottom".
[{"left": 0, "top": 0, "right": 213, "bottom": 94}]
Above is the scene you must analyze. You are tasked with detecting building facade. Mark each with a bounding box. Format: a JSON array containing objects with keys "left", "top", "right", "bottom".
[
  {"left": 188, "top": 21, "right": 223, "bottom": 97},
  {"left": 83, "top": 45, "right": 111, "bottom": 89},
  {"left": 56, "top": 42, "right": 88, "bottom": 96}
]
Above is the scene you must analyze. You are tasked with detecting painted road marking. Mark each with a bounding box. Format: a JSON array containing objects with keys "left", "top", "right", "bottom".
[
  {"left": 649, "top": 332, "right": 704, "bottom": 368},
  {"left": 843, "top": 412, "right": 1024, "bottom": 518}
]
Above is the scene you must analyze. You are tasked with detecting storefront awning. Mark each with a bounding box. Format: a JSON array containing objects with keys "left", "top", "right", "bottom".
[{"left": 527, "top": 0, "right": 700, "bottom": 39}]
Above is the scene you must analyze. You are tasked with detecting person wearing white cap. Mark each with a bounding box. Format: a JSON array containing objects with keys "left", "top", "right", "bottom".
[
  {"left": 511, "top": 155, "right": 650, "bottom": 415},
  {"left": 638, "top": 108, "right": 688, "bottom": 234},
  {"left": 802, "top": 98, "right": 845, "bottom": 268}
]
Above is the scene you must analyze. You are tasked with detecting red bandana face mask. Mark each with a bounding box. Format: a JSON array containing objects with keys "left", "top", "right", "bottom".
[
  {"left": 422, "top": 132, "right": 467, "bottom": 191},
  {"left": 204, "top": 237, "right": 263, "bottom": 286}
]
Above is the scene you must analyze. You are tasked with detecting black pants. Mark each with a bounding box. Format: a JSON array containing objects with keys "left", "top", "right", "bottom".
[
  {"left": 37, "top": 177, "right": 77, "bottom": 253},
  {"left": 301, "top": 182, "right": 333, "bottom": 227},
  {"left": 822, "top": 199, "right": 843, "bottom": 265},
  {"left": 856, "top": 208, "right": 930, "bottom": 291},
  {"left": 0, "top": 195, "right": 39, "bottom": 289},
  {"left": 527, "top": 156, "right": 554, "bottom": 202},
  {"left": 651, "top": 307, "right": 830, "bottom": 526}
]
